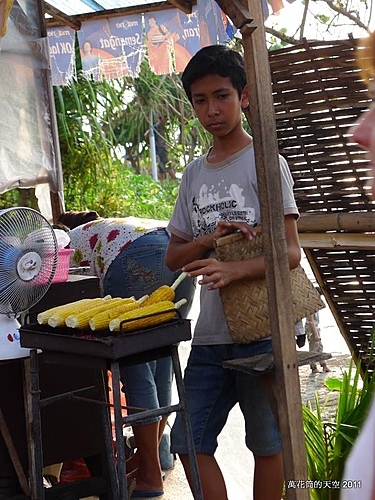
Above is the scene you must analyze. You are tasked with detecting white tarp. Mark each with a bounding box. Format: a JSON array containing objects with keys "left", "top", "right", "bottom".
[{"left": 0, "top": 0, "right": 59, "bottom": 204}]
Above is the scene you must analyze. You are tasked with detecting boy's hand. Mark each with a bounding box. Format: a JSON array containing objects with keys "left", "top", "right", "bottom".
[
  {"left": 214, "top": 221, "right": 257, "bottom": 241},
  {"left": 183, "top": 258, "right": 238, "bottom": 290}
]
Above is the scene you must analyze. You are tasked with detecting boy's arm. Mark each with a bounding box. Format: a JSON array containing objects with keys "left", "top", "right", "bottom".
[{"left": 182, "top": 215, "right": 301, "bottom": 290}]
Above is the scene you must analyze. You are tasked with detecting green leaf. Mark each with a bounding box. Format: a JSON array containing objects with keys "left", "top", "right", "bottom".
[{"left": 303, "top": 356, "right": 375, "bottom": 499}]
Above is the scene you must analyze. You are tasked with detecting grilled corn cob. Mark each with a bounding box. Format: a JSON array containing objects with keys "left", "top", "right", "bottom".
[
  {"left": 89, "top": 295, "right": 148, "bottom": 331},
  {"left": 38, "top": 296, "right": 111, "bottom": 326},
  {"left": 142, "top": 272, "right": 188, "bottom": 307},
  {"left": 65, "top": 297, "right": 126, "bottom": 329},
  {"left": 109, "top": 298, "right": 187, "bottom": 332}
]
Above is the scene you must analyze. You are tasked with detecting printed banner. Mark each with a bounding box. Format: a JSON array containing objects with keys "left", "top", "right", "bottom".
[
  {"left": 47, "top": 26, "right": 75, "bottom": 86},
  {"left": 196, "top": 0, "right": 236, "bottom": 47},
  {"left": 47, "top": 6, "right": 237, "bottom": 82},
  {"left": 175, "top": 8, "right": 201, "bottom": 72},
  {"left": 78, "top": 14, "right": 144, "bottom": 81},
  {"left": 145, "top": 10, "right": 193, "bottom": 75},
  {"left": 0, "top": 0, "right": 14, "bottom": 38},
  {"left": 269, "top": 0, "right": 296, "bottom": 16}
]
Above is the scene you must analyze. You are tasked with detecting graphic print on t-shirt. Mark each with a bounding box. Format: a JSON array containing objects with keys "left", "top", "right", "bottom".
[{"left": 191, "top": 182, "right": 257, "bottom": 237}]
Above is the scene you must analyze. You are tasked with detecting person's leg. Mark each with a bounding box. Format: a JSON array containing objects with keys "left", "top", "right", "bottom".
[
  {"left": 311, "top": 362, "right": 319, "bottom": 373},
  {"left": 120, "top": 361, "right": 165, "bottom": 494},
  {"left": 167, "top": 167, "right": 176, "bottom": 180},
  {"left": 126, "top": 414, "right": 168, "bottom": 474},
  {"left": 128, "top": 412, "right": 169, "bottom": 488},
  {"left": 179, "top": 453, "right": 228, "bottom": 500},
  {"left": 130, "top": 422, "right": 164, "bottom": 493},
  {"left": 309, "top": 338, "right": 319, "bottom": 372},
  {"left": 317, "top": 340, "right": 330, "bottom": 371},
  {"left": 171, "top": 345, "right": 237, "bottom": 500},
  {"left": 253, "top": 453, "right": 284, "bottom": 500},
  {"left": 157, "top": 150, "right": 171, "bottom": 181},
  {"left": 158, "top": 416, "right": 168, "bottom": 442},
  {"left": 156, "top": 154, "right": 166, "bottom": 181},
  {"left": 153, "top": 357, "right": 174, "bottom": 468},
  {"left": 322, "top": 363, "right": 331, "bottom": 372},
  {"left": 235, "top": 341, "right": 284, "bottom": 500}
]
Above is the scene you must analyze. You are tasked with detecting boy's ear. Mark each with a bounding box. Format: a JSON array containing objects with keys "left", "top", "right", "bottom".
[{"left": 241, "top": 85, "right": 250, "bottom": 108}]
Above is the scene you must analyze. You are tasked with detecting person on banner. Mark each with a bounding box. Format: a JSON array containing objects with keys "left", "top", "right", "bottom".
[
  {"left": 146, "top": 14, "right": 191, "bottom": 75},
  {"left": 80, "top": 40, "right": 99, "bottom": 79},
  {"left": 146, "top": 16, "right": 173, "bottom": 75},
  {"left": 340, "top": 31, "right": 375, "bottom": 500},
  {"left": 145, "top": 115, "right": 176, "bottom": 181},
  {"left": 165, "top": 45, "right": 301, "bottom": 500},
  {"left": 58, "top": 211, "right": 196, "bottom": 498},
  {"left": 166, "top": 10, "right": 194, "bottom": 73}
]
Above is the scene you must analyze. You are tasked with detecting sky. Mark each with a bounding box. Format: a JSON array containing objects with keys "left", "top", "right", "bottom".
[{"left": 264, "top": 0, "right": 374, "bottom": 43}]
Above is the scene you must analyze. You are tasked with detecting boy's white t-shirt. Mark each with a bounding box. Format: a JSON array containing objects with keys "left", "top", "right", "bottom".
[{"left": 168, "top": 144, "right": 299, "bottom": 345}]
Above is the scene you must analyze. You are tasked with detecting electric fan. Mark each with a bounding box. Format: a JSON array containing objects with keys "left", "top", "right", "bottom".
[{"left": 0, "top": 207, "right": 58, "bottom": 360}]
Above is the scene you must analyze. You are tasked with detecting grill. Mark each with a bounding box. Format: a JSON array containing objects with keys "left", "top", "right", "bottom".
[
  {"left": 19, "top": 318, "right": 202, "bottom": 500},
  {"left": 20, "top": 318, "right": 191, "bottom": 360}
]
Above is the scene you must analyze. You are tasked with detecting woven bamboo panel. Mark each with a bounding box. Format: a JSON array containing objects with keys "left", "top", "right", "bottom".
[
  {"left": 269, "top": 39, "right": 375, "bottom": 374},
  {"left": 270, "top": 39, "right": 373, "bottom": 213}
]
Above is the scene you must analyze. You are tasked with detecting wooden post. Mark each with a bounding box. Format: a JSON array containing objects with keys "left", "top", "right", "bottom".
[
  {"left": 36, "top": 0, "right": 65, "bottom": 223},
  {"left": 216, "top": 1, "right": 309, "bottom": 498}
]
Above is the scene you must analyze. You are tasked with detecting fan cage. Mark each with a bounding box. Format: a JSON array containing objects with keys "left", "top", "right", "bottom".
[{"left": 0, "top": 208, "right": 58, "bottom": 316}]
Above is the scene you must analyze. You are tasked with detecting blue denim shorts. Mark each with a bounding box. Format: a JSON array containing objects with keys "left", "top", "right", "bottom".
[
  {"left": 120, "top": 356, "right": 173, "bottom": 425},
  {"left": 171, "top": 341, "right": 281, "bottom": 456},
  {"left": 103, "top": 228, "right": 196, "bottom": 425}
]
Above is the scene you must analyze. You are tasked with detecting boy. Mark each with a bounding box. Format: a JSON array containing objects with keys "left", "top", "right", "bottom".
[{"left": 165, "top": 45, "right": 301, "bottom": 499}]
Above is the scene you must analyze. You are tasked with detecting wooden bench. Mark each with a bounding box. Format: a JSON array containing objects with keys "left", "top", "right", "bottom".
[{"left": 223, "top": 351, "right": 332, "bottom": 375}]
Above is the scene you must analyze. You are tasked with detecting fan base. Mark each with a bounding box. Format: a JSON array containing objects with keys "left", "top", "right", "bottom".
[{"left": 0, "top": 316, "right": 30, "bottom": 360}]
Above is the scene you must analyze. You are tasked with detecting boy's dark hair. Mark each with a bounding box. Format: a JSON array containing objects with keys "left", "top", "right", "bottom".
[{"left": 182, "top": 45, "right": 247, "bottom": 103}]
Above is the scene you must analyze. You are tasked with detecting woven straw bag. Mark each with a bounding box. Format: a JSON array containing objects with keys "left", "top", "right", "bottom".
[{"left": 214, "top": 228, "right": 325, "bottom": 343}]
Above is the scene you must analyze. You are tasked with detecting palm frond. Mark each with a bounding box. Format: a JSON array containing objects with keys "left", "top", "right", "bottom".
[{"left": 303, "top": 356, "right": 375, "bottom": 500}]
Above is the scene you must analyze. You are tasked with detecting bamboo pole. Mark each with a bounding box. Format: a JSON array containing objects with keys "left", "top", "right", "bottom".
[
  {"left": 299, "top": 232, "right": 375, "bottom": 249},
  {"left": 298, "top": 212, "right": 375, "bottom": 233}
]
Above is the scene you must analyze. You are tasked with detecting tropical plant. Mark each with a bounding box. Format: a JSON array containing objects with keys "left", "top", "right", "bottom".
[
  {"left": 303, "top": 356, "right": 375, "bottom": 499},
  {"left": 51, "top": 44, "right": 215, "bottom": 218},
  {"left": 51, "top": 1, "right": 375, "bottom": 218}
]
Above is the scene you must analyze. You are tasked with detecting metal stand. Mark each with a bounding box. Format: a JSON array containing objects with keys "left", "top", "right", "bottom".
[
  {"left": 110, "top": 345, "right": 202, "bottom": 500},
  {"left": 24, "top": 343, "right": 203, "bottom": 500},
  {"left": 25, "top": 350, "right": 118, "bottom": 500}
]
